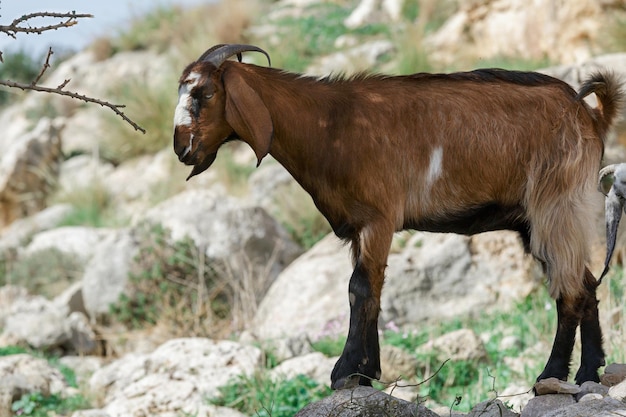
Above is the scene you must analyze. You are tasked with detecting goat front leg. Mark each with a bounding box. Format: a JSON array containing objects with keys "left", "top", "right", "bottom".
[
  {"left": 575, "top": 268, "right": 604, "bottom": 384},
  {"left": 331, "top": 222, "right": 393, "bottom": 389}
]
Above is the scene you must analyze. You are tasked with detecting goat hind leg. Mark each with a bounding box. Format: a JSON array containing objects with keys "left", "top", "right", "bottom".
[
  {"left": 537, "top": 296, "right": 579, "bottom": 382},
  {"left": 575, "top": 267, "right": 604, "bottom": 384}
]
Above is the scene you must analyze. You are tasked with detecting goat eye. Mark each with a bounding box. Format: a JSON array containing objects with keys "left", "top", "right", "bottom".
[{"left": 205, "top": 93, "right": 214, "bottom": 100}]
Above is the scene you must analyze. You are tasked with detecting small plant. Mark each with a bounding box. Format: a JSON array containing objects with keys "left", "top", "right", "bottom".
[
  {"left": 209, "top": 373, "right": 332, "bottom": 417},
  {"left": 109, "top": 224, "right": 231, "bottom": 338},
  {"left": 12, "top": 392, "right": 90, "bottom": 417}
]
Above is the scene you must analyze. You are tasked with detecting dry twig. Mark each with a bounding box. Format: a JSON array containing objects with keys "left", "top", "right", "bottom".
[{"left": 0, "top": 11, "right": 146, "bottom": 133}]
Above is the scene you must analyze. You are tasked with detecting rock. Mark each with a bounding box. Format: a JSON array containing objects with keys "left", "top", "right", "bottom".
[
  {"left": 1, "top": 295, "right": 69, "bottom": 349},
  {"left": 425, "top": 0, "right": 618, "bottom": 67},
  {"left": 22, "top": 226, "right": 107, "bottom": 263},
  {"left": 382, "top": 231, "right": 542, "bottom": 326},
  {"left": 263, "top": 335, "right": 314, "bottom": 363},
  {"left": 542, "top": 397, "right": 626, "bottom": 417},
  {"left": 81, "top": 228, "right": 138, "bottom": 318},
  {"left": 0, "top": 354, "right": 68, "bottom": 400},
  {"left": 416, "top": 329, "right": 488, "bottom": 363},
  {"left": 520, "top": 394, "right": 576, "bottom": 417},
  {"left": 253, "top": 233, "right": 351, "bottom": 340},
  {"left": 498, "top": 384, "right": 534, "bottom": 413},
  {"left": 0, "top": 286, "right": 30, "bottom": 326},
  {"left": 54, "top": 281, "right": 87, "bottom": 317},
  {"left": 141, "top": 188, "right": 302, "bottom": 304},
  {"left": 534, "top": 378, "right": 581, "bottom": 395},
  {"left": 380, "top": 344, "right": 419, "bottom": 383},
  {"left": 601, "top": 362, "right": 626, "bottom": 386},
  {"left": 577, "top": 381, "right": 609, "bottom": 400},
  {"left": 90, "top": 338, "right": 262, "bottom": 417},
  {"left": 608, "top": 378, "right": 626, "bottom": 401},
  {"left": 469, "top": 399, "right": 519, "bottom": 417},
  {"left": 66, "top": 312, "right": 99, "bottom": 354},
  {"left": 294, "top": 386, "right": 439, "bottom": 417},
  {"left": 269, "top": 352, "right": 336, "bottom": 387},
  {"left": 0, "top": 117, "right": 63, "bottom": 227},
  {"left": 578, "top": 393, "right": 604, "bottom": 402},
  {"left": 306, "top": 40, "right": 395, "bottom": 76},
  {"left": 0, "top": 204, "right": 73, "bottom": 253}
]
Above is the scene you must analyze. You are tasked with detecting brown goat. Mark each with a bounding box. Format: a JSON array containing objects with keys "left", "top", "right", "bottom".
[{"left": 173, "top": 44, "right": 623, "bottom": 389}]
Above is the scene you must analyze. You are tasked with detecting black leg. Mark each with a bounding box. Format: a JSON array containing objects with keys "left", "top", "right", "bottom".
[
  {"left": 536, "top": 297, "right": 578, "bottom": 382},
  {"left": 575, "top": 268, "right": 604, "bottom": 384},
  {"left": 331, "top": 260, "right": 381, "bottom": 389}
]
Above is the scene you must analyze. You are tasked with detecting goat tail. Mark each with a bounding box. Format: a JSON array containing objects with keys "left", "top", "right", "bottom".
[{"left": 576, "top": 71, "right": 624, "bottom": 137}]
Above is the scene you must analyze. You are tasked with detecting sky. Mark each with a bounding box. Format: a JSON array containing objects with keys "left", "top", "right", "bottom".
[{"left": 0, "top": 0, "right": 215, "bottom": 57}]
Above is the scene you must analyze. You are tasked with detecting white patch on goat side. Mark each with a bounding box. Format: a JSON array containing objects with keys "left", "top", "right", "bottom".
[
  {"left": 426, "top": 146, "right": 443, "bottom": 186},
  {"left": 173, "top": 71, "right": 201, "bottom": 128}
]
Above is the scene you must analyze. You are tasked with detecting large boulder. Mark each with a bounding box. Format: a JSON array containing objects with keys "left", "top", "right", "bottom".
[
  {"left": 381, "top": 231, "right": 543, "bottom": 326},
  {"left": 253, "top": 233, "right": 352, "bottom": 341},
  {"left": 88, "top": 338, "right": 262, "bottom": 417},
  {"left": 254, "top": 231, "right": 542, "bottom": 340},
  {"left": 141, "top": 188, "right": 302, "bottom": 302}
]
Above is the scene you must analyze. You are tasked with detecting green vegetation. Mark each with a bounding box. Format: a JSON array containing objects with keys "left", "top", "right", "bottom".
[
  {"left": 109, "top": 224, "right": 231, "bottom": 337},
  {"left": 0, "top": 49, "right": 42, "bottom": 106},
  {"left": 0, "top": 248, "right": 82, "bottom": 297},
  {"left": 101, "top": 70, "right": 179, "bottom": 164},
  {"left": 53, "top": 180, "right": 118, "bottom": 228},
  {"left": 0, "top": 347, "right": 92, "bottom": 416},
  {"left": 12, "top": 392, "right": 90, "bottom": 417},
  {"left": 209, "top": 373, "right": 332, "bottom": 417}
]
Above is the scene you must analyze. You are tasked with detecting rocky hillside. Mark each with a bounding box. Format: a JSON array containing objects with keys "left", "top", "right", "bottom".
[{"left": 1, "top": 0, "right": 626, "bottom": 416}]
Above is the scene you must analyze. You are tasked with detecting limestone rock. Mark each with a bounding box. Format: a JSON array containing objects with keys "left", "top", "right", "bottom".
[
  {"left": 89, "top": 338, "right": 262, "bottom": 417},
  {"left": 81, "top": 228, "right": 138, "bottom": 318},
  {"left": 416, "top": 329, "right": 488, "bottom": 363}
]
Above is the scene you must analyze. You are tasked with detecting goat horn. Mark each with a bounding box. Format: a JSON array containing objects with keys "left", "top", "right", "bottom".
[
  {"left": 599, "top": 164, "right": 616, "bottom": 196},
  {"left": 600, "top": 187, "right": 624, "bottom": 280},
  {"left": 197, "top": 44, "right": 271, "bottom": 68}
]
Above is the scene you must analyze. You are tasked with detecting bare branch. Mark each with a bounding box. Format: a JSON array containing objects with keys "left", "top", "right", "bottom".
[
  {"left": 0, "top": 78, "right": 146, "bottom": 133},
  {"left": 0, "top": 11, "right": 93, "bottom": 39},
  {"left": 0, "top": 12, "right": 145, "bottom": 133},
  {"left": 32, "top": 48, "right": 53, "bottom": 86}
]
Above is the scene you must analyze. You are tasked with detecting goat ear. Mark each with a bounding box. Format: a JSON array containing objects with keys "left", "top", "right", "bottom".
[{"left": 223, "top": 70, "right": 273, "bottom": 166}]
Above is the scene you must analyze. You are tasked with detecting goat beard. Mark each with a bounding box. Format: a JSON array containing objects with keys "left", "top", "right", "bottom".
[{"left": 186, "top": 152, "right": 217, "bottom": 181}]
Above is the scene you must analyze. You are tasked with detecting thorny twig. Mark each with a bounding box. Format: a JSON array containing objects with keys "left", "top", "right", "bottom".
[
  {"left": 0, "top": 11, "right": 93, "bottom": 39},
  {"left": 0, "top": 11, "right": 146, "bottom": 133}
]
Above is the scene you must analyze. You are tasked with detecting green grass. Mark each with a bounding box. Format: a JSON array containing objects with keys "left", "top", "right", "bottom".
[
  {"left": 52, "top": 180, "right": 118, "bottom": 228},
  {"left": 0, "top": 248, "right": 83, "bottom": 297},
  {"left": 209, "top": 373, "right": 332, "bottom": 417}
]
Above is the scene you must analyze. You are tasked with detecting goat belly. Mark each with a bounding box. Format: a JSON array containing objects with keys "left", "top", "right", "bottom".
[{"left": 405, "top": 203, "right": 527, "bottom": 236}]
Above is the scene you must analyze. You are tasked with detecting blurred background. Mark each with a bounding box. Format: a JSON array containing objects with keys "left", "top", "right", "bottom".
[{"left": 0, "top": 0, "right": 625, "bottom": 416}]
